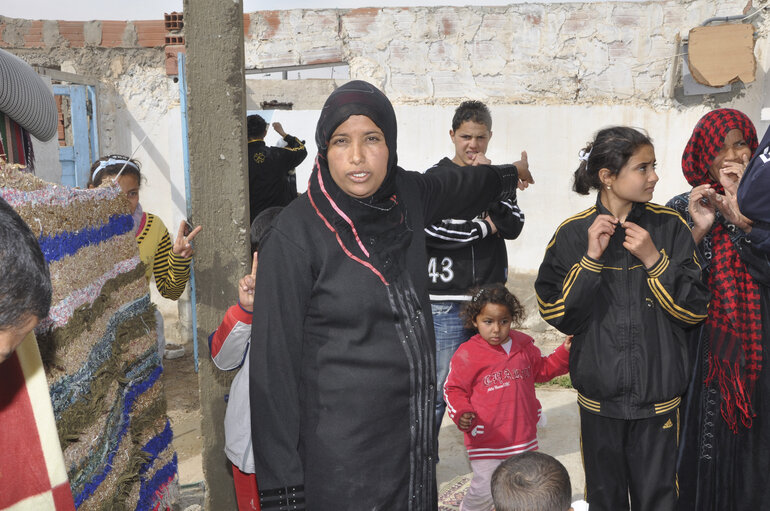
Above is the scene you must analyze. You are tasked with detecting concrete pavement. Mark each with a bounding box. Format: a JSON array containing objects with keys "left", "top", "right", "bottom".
[{"left": 437, "top": 386, "right": 585, "bottom": 503}]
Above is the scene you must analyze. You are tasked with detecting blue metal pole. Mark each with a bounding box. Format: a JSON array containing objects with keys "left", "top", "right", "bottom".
[{"left": 178, "top": 53, "right": 199, "bottom": 372}]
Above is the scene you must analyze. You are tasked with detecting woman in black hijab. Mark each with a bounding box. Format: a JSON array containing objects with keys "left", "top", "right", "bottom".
[{"left": 249, "top": 81, "right": 521, "bottom": 510}]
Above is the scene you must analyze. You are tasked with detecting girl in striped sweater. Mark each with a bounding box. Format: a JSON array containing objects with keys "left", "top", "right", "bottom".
[{"left": 88, "top": 155, "right": 201, "bottom": 357}]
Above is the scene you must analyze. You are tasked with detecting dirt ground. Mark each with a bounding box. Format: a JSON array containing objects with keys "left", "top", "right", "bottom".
[{"left": 162, "top": 351, "right": 204, "bottom": 486}]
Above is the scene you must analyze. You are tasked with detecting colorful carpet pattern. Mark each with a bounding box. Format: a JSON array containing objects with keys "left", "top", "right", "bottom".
[
  {"left": 438, "top": 473, "right": 471, "bottom": 511},
  {"left": 0, "top": 162, "right": 178, "bottom": 510}
]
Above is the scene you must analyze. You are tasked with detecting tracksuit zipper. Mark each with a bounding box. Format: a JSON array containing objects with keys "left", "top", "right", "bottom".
[{"left": 623, "top": 235, "right": 632, "bottom": 420}]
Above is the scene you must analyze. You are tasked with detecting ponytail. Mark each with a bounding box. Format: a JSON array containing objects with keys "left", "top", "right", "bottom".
[
  {"left": 572, "top": 142, "right": 595, "bottom": 195},
  {"left": 571, "top": 127, "right": 652, "bottom": 195}
]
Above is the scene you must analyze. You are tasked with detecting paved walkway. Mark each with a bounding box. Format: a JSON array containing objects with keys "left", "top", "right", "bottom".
[{"left": 437, "top": 386, "right": 585, "bottom": 503}]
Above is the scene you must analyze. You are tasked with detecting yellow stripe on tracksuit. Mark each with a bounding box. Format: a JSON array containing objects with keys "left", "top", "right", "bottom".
[
  {"left": 577, "top": 393, "right": 680, "bottom": 416},
  {"left": 538, "top": 256, "right": 601, "bottom": 320},
  {"left": 546, "top": 206, "right": 597, "bottom": 250},
  {"left": 539, "top": 207, "right": 598, "bottom": 320},
  {"left": 645, "top": 252, "right": 706, "bottom": 325},
  {"left": 647, "top": 277, "right": 706, "bottom": 325},
  {"left": 654, "top": 397, "right": 681, "bottom": 415},
  {"left": 577, "top": 393, "right": 601, "bottom": 413},
  {"left": 644, "top": 204, "right": 703, "bottom": 271}
]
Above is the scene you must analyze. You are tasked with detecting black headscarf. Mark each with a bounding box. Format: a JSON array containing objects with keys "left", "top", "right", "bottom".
[{"left": 307, "top": 80, "right": 411, "bottom": 284}]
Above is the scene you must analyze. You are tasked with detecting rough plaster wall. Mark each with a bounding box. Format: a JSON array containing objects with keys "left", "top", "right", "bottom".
[
  {"left": 245, "top": 78, "right": 341, "bottom": 109},
  {"left": 244, "top": 1, "right": 765, "bottom": 106},
  {"left": 244, "top": 2, "right": 770, "bottom": 275}
]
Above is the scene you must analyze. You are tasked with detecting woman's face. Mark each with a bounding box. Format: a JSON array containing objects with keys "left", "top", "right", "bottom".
[
  {"left": 326, "top": 115, "right": 389, "bottom": 199},
  {"left": 708, "top": 128, "right": 751, "bottom": 182},
  {"left": 605, "top": 144, "right": 658, "bottom": 204},
  {"left": 117, "top": 174, "right": 140, "bottom": 214}
]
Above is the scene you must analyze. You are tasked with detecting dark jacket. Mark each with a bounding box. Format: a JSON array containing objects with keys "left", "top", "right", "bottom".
[
  {"left": 424, "top": 157, "right": 524, "bottom": 300},
  {"left": 247, "top": 136, "right": 307, "bottom": 222},
  {"left": 249, "top": 162, "right": 519, "bottom": 510},
  {"left": 738, "top": 124, "right": 770, "bottom": 254},
  {"left": 535, "top": 198, "right": 710, "bottom": 420}
]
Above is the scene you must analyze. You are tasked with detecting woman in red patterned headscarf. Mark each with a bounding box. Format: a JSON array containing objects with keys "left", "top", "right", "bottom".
[{"left": 667, "top": 108, "right": 770, "bottom": 511}]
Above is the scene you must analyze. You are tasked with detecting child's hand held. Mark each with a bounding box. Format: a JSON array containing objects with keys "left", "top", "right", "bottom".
[
  {"left": 471, "top": 153, "right": 492, "bottom": 166},
  {"left": 587, "top": 214, "right": 617, "bottom": 259},
  {"left": 458, "top": 411, "right": 476, "bottom": 431},
  {"left": 238, "top": 251, "right": 258, "bottom": 311},
  {"left": 621, "top": 221, "right": 659, "bottom": 268},
  {"left": 173, "top": 220, "right": 203, "bottom": 258}
]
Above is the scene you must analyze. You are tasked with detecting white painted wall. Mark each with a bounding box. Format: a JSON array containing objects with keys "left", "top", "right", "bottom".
[{"left": 32, "top": 132, "right": 63, "bottom": 184}]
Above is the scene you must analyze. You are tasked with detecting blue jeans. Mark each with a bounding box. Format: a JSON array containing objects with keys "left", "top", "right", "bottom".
[{"left": 432, "top": 301, "right": 474, "bottom": 434}]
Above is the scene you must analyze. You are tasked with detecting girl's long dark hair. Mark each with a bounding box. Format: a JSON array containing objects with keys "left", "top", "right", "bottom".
[{"left": 573, "top": 127, "right": 653, "bottom": 195}]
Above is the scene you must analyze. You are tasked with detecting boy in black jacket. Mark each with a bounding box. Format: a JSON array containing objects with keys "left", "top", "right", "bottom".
[{"left": 425, "top": 100, "right": 533, "bottom": 434}]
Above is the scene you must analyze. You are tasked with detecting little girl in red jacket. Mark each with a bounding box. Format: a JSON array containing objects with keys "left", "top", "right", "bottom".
[{"left": 444, "top": 283, "right": 571, "bottom": 511}]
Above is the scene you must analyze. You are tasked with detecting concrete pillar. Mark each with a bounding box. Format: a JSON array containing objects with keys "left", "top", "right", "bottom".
[{"left": 183, "top": 1, "right": 248, "bottom": 508}]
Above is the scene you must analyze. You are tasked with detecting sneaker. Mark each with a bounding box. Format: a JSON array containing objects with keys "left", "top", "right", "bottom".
[{"left": 164, "top": 343, "right": 185, "bottom": 360}]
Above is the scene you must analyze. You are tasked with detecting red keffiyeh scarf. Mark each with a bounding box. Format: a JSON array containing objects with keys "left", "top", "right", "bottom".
[{"left": 682, "top": 108, "right": 760, "bottom": 432}]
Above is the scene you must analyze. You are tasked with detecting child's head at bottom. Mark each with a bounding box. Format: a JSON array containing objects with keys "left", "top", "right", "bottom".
[
  {"left": 491, "top": 451, "right": 573, "bottom": 511},
  {"left": 461, "top": 283, "right": 524, "bottom": 346}
]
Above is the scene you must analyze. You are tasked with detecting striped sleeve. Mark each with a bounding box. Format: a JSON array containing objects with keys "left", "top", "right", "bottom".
[
  {"left": 645, "top": 253, "right": 707, "bottom": 326},
  {"left": 487, "top": 196, "right": 525, "bottom": 240},
  {"left": 425, "top": 217, "right": 491, "bottom": 248},
  {"left": 443, "top": 349, "right": 476, "bottom": 430},
  {"left": 152, "top": 226, "right": 191, "bottom": 300},
  {"left": 534, "top": 209, "right": 603, "bottom": 334},
  {"left": 642, "top": 204, "right": 709, "bottom": 328},
  {"left": 278, "top": 135, "right": 308, "bottom": 168},
  {"left": 536, "top": 255, "right": 603, "bottom": 332},
  {"left": 210, "top": 303, "right": 252, "bottom": 370}
]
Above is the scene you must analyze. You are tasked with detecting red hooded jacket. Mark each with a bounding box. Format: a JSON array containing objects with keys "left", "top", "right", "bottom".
[{"left": 444, "top": 330, "right": 569, "bottom": 460}]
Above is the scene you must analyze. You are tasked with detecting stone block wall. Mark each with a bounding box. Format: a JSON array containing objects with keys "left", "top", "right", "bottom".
[{"left": 244, "top": 2, "right": 768, "bottom": 108}]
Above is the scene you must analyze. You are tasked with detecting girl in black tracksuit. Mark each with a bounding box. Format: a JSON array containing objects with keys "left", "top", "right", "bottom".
[{"left": 535, "top": 127, "right": 710, "bottom": 511}]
